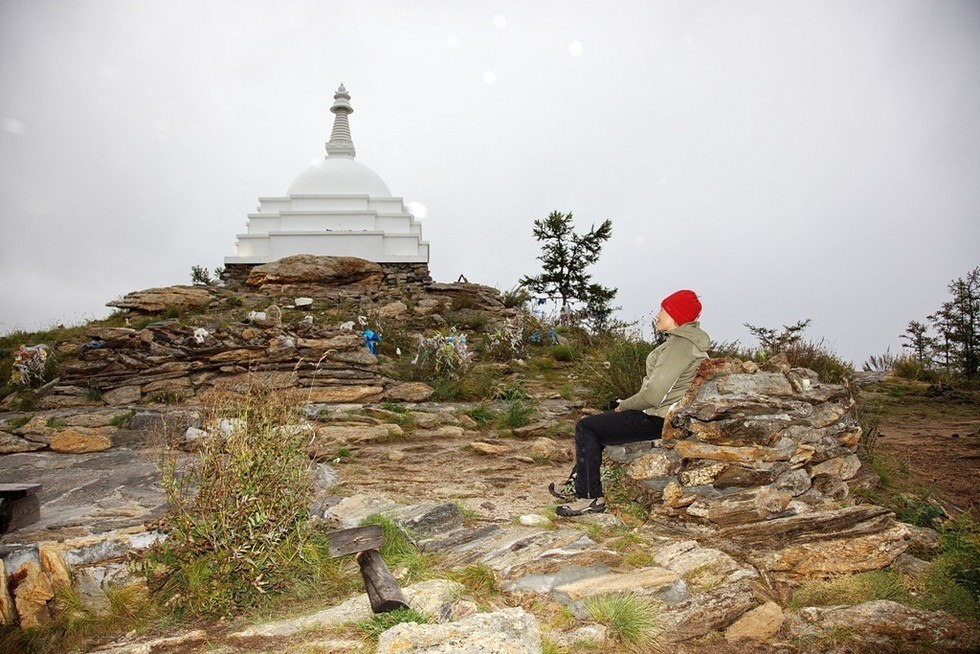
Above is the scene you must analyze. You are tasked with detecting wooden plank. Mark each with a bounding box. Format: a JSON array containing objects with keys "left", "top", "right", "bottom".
[
  {"left": 357, "top": 549, "right": 409, "bottom": 613},
  {"left": 0, "top": 483, "right": 41, "bottom": 499},
  {"left": 325, "top": 525, "right": 384, "bottom": 557}
]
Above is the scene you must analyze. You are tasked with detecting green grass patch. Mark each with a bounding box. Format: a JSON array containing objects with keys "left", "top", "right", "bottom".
[
  {"left": 496, "top": 400, "right": 534, "bottom": 429},
  {"left": 466, "top": 403, "right": 497, "bottom": 426},
  {"left": 358, "top": 514, "right": 436, "bottom": 583},
  {"left": 109, "top": 410, "right": 134, "bottom": 428},
  {"left": 792, "top": 517, "right": 980, "bottom": 622},
  {"left": 4, "top": 414, "right": 33, "bottom": 430},
  {"left": 790, "top": 570, "right": 911, "bottom": 609},
  {"left": 356, "top": 606, "right": 430, "bottom": 639},
  {"left": 584, "top": 592, "right": 660, "bottom": 645},
  {"left": 446, "top": 564, "right": 499, "bottom": 600}
]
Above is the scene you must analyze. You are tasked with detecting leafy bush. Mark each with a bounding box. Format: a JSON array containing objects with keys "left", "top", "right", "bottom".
[
  {"left": 143, "top": 392, "right": 328, "bottom": 617},
  {"left": 190, "top": 265, "right": 223, "bottom": 286},
  {"left": 190, "top": 265, "right": 213, "bottom": 285},
  {"left": 492, "top": 380, "right": 529, "bottom": 401},
  {"left": 502, "top": 285, "right": 532, "bottom": 309},
  {"left": 444, "top": 309, "right": 491, "bottom": 331},
  {"left": 782, "top": 340, "right": 853, "bottom": 383},
  {"left": 600, "top": 465, "right": 649, "bottom": 523},
  {"left": 892, "top": 355, "right": 942, "bottom": 383},
  {"left": 896, "top": 496, "right": 946, "bottom": 528}
]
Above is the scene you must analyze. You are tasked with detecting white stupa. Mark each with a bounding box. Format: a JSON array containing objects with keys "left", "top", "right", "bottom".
[{"left": 225, "top": 84, "right": 429, "bottom": 266}]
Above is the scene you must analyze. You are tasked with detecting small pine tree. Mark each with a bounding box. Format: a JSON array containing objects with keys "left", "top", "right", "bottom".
[
  {"left": 190, "top": 265, "right": 213, "bottom": 286},
  {"left": 744, "top": 319, "right": 811, "bottom": 355},
  {"left": 519, "top": 210, "right": 618, "bottom": 330},
  {"left": 929, "top": 267, "right": 980, "bottom": 379},
  {"left": 900, "top": 319, "right": 934, "bottom": 367}
]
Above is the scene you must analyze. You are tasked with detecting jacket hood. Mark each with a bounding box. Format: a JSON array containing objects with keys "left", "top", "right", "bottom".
[{"left": 668, "top": 321, "right": 711, "bottom": 353}]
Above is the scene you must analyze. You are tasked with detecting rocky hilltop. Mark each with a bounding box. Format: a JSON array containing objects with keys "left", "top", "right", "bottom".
[{"left": 1, "top": 256, "right": 977, "bottom": 653}]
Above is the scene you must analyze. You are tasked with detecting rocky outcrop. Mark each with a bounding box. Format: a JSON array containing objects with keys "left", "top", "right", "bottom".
[
  {"left": 2, "top": 257, "right": 513, "bottom": 412},
  {"left": 786, "top": 600, "right": 980, "bottom": 652},
  {"left": 106, "top": 286, "right": 214, "bottom": 313}
]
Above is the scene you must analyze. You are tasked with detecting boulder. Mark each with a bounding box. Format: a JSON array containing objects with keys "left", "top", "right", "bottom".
[
  {"left": 298, "top": 386, "right": 384, "bottom": 404},
  {"left": 470, "top": 441, "right": 510, "bottom": 455},
  {"left": 12, "top": 560, "right": 53, "bottom": 627},
  {"left": 49, "top": 427, "right": 114, "bottom": 454},
  {"left": 0, "top": 433, "right": 46, "bottom": 454},
  {"left": 376, "top": 607, "right": 541, "bottom": 654},
  {"left": 377, "top": 301, "right": 409, "bottom": 319},
  {"left": 711, "top": 505, "right": 911, "bottom": 578},
  {"left": 245, "top": 255, "right": 383, "bottom": 289},
  {"left": 724, "top": 601, "right": 784, "bottom": 643},
  {"left": 385, "top": 382, "right": 435, "bottom": 402},
  {"left": 0, "top": 560, "right": 14, "bottom": 624},
  {"left": 786, "top": 600, "right": 980, "bottom": 652}
]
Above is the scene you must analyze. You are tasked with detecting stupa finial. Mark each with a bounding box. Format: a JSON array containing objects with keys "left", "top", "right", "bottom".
[{"left": 326, "top": 83, "right": 355, "bottom": 158}]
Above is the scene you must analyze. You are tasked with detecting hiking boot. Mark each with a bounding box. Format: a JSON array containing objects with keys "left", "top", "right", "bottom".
[
  {"left": 556, "top": 496, "right": 606, "bottom": 517},
  {"left": 548, "top": 477, "right": 576, "bottom": 502},
  {"left": 548, "top": 467, "right": 577, "bottom": 502}
]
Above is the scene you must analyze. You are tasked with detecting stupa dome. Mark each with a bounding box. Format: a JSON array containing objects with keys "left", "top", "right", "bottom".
[{"left": 287, "top": 157, "right": 392, "bottom": 196}]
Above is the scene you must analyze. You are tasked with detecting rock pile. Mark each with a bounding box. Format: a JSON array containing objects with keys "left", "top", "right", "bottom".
[
  {"left": 623, "top": 358, "right": 912, "bottom": 588},
  {"left": 4, "top": 256, "right": 511, "bottom": 413},
  {"left": 631, "top": 358, "right": 863, "bottom": 523}
]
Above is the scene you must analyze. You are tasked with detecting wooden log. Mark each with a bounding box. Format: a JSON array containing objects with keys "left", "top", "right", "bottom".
[
  {"left": 323, "top": 525, "right": 409, "bottom": 614},
  {"left": 357, "top": 549, "right": 409, "bottom": 613}
]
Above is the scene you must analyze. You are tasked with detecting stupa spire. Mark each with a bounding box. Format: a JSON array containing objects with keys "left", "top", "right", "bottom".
[{"left": 325, "top": 83, "right": 356, "bottom": 158}]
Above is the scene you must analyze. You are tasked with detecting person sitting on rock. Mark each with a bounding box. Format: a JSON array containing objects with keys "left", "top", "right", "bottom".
[{"left": 552, "top": 289, "right": 711, "bottom": 516}]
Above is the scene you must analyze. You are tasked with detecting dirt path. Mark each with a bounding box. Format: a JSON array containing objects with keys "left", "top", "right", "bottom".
[{"left": 870, "top": 393, "right": 980, "bottom": 519}]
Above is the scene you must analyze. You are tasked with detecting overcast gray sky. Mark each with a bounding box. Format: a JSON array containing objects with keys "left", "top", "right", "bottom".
[{"left": 1, "top": 0, "right": 978, "bottom": 365}]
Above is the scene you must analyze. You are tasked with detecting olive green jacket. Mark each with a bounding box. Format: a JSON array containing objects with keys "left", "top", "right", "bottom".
[{"left": 616, "top": 322, "right": 710, "bottom": 418}]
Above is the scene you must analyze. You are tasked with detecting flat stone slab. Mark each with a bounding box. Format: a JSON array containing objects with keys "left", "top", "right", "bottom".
[
  {"left": 430, "top": 525, "right": 622, "bottom": 580},
  {"left": 0, "top": 447, "right": 168, "bottom": 543}
]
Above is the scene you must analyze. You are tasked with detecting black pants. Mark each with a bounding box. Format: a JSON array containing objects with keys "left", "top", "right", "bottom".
[{"left": 574, "top": 410, "right": 665, "bottom": 498}]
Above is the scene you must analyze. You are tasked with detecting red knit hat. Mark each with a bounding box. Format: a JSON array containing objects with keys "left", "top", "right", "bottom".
[{"left": 661, "top": 290, "right": 702, "bottom": 325}]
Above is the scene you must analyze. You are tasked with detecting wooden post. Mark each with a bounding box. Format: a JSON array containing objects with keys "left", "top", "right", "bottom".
[
  {"left": 356, "top": 549, "right": 409, "bottom": 613},
  {"left": 0, "top": 484, "right": 41, "bottom": 534},
  {"left": 324, "top": 525, "right": 409, "bottom": 614}
]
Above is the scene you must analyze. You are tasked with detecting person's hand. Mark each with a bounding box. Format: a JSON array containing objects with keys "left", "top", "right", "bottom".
[{"left": 614, "top": 400, "right": 623, "bottom": 412}]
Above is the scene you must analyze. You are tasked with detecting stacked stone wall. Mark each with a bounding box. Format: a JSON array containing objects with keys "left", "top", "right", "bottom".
[{"left": 626, "top": 359, "right": 863, "bottom": 527}]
